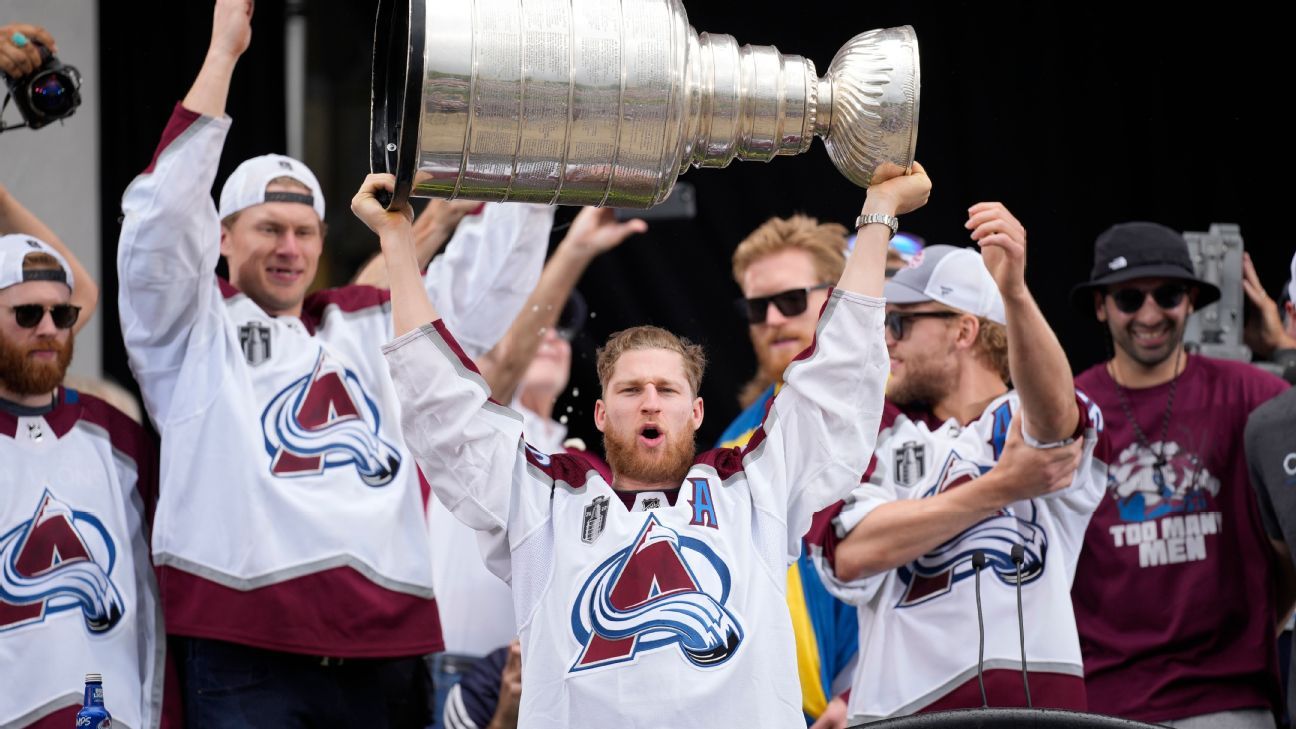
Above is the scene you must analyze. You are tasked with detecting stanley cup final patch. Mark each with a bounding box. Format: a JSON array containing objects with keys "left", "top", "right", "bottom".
[
  {"left": 894, "top": 440, "right": 926, "bottom": 487},
  {"left": 239, "top": 322, "right": 273, "bottom": 366},
  {"left": 583, "top": 495, "right": 610, "bottom": 544}
]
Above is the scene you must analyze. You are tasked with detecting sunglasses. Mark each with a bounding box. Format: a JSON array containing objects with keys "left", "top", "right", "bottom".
[
  {"left": 1107, "top": 284, "right": 1189, "bottom": 314},
  {"left": 740, "top": 284, "right": 832, "bottom": 324},
  {"left": 885, "top": 311, "right": 959, "bottom": 340},
  {"left": 4, "top": 303, "right": 81, "bottom": 329}
]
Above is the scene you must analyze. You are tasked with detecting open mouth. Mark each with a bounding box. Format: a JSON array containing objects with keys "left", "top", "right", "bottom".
[{"left": 638, "top": 424, "right": 664, "bottom": 447}]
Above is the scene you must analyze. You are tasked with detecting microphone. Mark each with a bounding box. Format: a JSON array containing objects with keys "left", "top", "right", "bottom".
[
  {"left": 972, "top": 551, "right": 988, "bottom": 708},
  {"left": 1011, "top": 544, "right": 1032, "bottom": 708}
]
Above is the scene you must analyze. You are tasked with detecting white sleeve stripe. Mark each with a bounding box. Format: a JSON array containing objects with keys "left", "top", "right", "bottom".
[{"left": 443, "top": 683, "right": 479, "bottom": 729}]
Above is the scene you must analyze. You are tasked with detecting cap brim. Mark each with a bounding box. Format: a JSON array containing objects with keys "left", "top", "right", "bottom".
[
  {"left": 1069, "top": 264, "right": 1222, "bottom": 314},
  {"left": 883, "top": 278, "right": 933, "bottom": 305}
]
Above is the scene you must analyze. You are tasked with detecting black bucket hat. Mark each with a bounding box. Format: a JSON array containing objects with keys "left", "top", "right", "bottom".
[{"left": 1069, "top": 221, "right": 1220, "bottom": 314}]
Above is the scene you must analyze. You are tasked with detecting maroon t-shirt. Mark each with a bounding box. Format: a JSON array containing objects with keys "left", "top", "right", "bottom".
[{"left": 1072, "top": 355, "right": 1289, "bottom": 723}]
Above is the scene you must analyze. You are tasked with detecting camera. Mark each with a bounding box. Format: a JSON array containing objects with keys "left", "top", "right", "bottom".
[{"left": 1, "top": 42, "right": 81, "bottom": 131}]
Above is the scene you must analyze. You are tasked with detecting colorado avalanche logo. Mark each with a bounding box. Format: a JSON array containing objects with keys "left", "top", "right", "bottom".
[
  {"left": 569, "top": 515, "right": 743, "bottom": 673},
  {"left": 262, "top": 351, "right": 401, "bottom": 486},
  {"left": 0, "top": 490, "right": 125, "bottom": 633},
  {"left": 897, "top": 449, "right": 1047, "bottom": 607}
]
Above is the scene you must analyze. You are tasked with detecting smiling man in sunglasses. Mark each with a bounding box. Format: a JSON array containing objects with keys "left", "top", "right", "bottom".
[
  {"left": 805, "top": 203, "right": 1103, "bottom": 723},
  {"left": 1069, "top": 222, "right": 1290, "bottom": 728}
]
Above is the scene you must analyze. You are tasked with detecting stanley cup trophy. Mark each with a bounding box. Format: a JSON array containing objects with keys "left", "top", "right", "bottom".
[{"left": 371, "top": 0, "right": 919, "bottom": 209}]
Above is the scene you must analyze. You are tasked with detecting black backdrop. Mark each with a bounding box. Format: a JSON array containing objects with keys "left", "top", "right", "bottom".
[{"left": 99, "top": 2, "right": 1289, "bottom": 452}]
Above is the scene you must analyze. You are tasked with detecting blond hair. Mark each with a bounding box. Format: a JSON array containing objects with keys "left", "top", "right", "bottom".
[
  {"left": 596, "top": 325, "right": 707, "bottom": 397},
  {"left": 731, "top": 214, "right": 848, "bottom": 285},
  {"left": 971, "top": 317, "right": 1010, "bottom": 385}
]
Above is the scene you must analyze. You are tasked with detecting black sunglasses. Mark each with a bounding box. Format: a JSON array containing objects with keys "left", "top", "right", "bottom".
[
  {"left": 739, "top": 284, "right": 832, "bottom": 324},
  {"left": 885, "top": 311, "right": 960, "bottom": 340},
  {"left": 5, "top": 303, "right": 81, "bottom": 329},
  {"left": 1107, "top": 284, "right": 1189, "bottom": 314}
]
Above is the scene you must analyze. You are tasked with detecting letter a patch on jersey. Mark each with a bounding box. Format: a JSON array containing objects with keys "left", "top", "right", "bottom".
[
  {"left": 569, "top": 514, "right": 742, "bottom": 673},
  {"left": 262, "top": 350, "right": 401, "bottom": 486},
  {"left": 0, "top": 490, "right": 124, "bottom": 633},
  {"left": 688, "top": 478, "right": 719, "bottom": 528}
]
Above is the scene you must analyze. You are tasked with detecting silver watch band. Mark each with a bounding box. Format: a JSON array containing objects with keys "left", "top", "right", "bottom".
[{"left": 855, "top": 212, "right": 899, "bottom": 238}]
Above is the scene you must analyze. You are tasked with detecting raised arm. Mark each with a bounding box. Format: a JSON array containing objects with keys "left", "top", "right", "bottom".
[
  {"left": 837, "top": 162, "right": 931, "bottom": 296},
  {"left": 0, "top": 184, "right": 99, "bottom": 332},
  {"left": 181, "top": 0, "right": 251, "bottom": 118},
  {"left": 745, "top": 164, "right": 932, "bottom": 560},
  {"left": 967, "top": 201, "right": 1078, "bottom": 442},
  {"left": 477, "top": 207, "right": 645, "bottom": 402},
  {"left": 352, "top": 175, "right": 435, "bottom": 333},
  {"left": 117, "top": 0, "right": 248, "bottom": 425},
  {"left": 351, "top": 198, "right": 483, "bottom": 286}
]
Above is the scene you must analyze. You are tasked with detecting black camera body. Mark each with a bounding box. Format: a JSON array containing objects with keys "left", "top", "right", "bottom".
[{"left": 1, "top": 43, "right": 82, "bottom": 130}]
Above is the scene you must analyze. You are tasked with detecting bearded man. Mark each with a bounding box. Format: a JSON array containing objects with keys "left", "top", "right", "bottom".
[
  {"left": 357, "top": 158, "right": 931, "bottom": 728},
  {"left": 0, "top": 234, "right": 171, "bottom": 728},
  {"left": 805, "top": 204, "right": 1102, "bottom": 723},
  {"left": 1069, "top": 222, "right": 1291, "bottom": 728}
]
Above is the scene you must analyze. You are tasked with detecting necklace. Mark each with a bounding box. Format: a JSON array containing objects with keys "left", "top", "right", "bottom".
[{"left": 1108, "top": 347, "right": 1181, "bottom": 488}]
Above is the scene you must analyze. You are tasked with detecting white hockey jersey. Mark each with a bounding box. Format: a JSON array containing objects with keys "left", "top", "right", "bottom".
[
  {"left": 384, "top": 290, "right": 889, "bottom": 728},
  {"left": 806, "top": 392, "right": 1106, "bottom": 723},
  {"left": 0, "top": 389, "right": 165, "bottom": 729},
  {"left": 431, "top": 402, "right": 579, "bottom": 657},
  {"left": 117, "top": 104, "right": 554, "bottom": 657}
]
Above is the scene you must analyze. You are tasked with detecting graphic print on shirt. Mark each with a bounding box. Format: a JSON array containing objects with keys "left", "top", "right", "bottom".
[
  {"left": 1104, "top": 439, "right": 1222, "bottom": 568},
  {"left": 0, "top": 490, "right": 125, "bottom": 633},
  {"left": 570, "top": 514, "right": 743, "bottom": 673},
  {"left": 896, "top": 447, "right": 1047, "bottom": 607},
  {"left": 262, "top": 349, "right": 401, "bottom": 486}
]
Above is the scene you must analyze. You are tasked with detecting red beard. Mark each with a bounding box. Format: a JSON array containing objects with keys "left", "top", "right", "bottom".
[
  {"left": 603, "top": 421, "right": 697, "bottom": 487},
  {"left": 0, "top": 332, "right": 73, "bottom": 397}
]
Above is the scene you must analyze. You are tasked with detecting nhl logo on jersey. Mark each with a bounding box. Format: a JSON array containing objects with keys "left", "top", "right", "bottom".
[
  {"left": 569, "top": 514, "right": 743, "bottom": 673},
  {"left": 261, "top": 350, "right": 401, "bottom": 486},
  {"left": 893, "top": 440, "right": 925, "bottom": 486},
  {"left": 582, "top": 495, "right": 609, "bottom": 544},
  {"left": 239, "top": 321, "right": 273, "bottom": 366},
  {"left": 0, "top": 490, "right": 125, "bottom": 633}
]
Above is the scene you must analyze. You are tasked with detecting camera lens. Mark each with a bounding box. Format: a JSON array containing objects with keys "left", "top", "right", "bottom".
[{"left": 30, "top": 73, "right": 74, "bottom": 116}]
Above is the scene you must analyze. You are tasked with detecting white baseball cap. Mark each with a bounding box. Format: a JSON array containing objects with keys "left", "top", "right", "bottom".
[
  {"left": 218, "top": 154, "right": 325, "bottom": 222},
  {"left": 0, "top": 234, "right": 74, "bottom": 292},
  {"left": 883, "top": 244, "right": 1005, "bottom": 324}
]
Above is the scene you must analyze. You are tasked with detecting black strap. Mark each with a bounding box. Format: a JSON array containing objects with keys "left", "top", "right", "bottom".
[
  {"left": 22, "top": 268, "right": 68, "bottom": 285},
  {"left": 263, "top": 191, "right": 315, "bottom": 207}
]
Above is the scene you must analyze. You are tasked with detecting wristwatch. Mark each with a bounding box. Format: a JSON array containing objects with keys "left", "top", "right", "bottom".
[{"left": 855, "top": 212, "right": 899, "bottom": 239}]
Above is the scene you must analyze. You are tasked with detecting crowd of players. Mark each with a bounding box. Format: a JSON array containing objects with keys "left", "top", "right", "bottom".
[{"left": 4, "top": 2, "right": 1296, "bottom": 728}]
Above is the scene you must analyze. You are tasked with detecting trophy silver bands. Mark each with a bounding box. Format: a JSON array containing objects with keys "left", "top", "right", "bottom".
[{"left": 370, "top": 0, "right": 919, "bottom": 209}]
